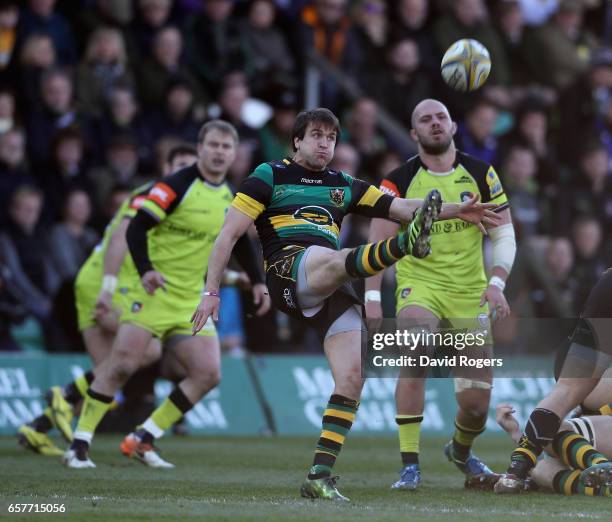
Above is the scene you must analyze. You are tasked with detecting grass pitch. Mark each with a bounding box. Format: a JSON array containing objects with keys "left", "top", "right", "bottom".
[{"left": 0, "top": 435, "right": 609, "bottom": 521}]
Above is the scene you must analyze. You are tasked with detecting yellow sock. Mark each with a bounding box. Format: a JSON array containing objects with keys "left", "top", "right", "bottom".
[
  {"left": 396, "top": 415, "right": 422, "bottom": 464},
  {"left": 147, "top": 387, "right": 193, "bottom": 435},
  {"left": 74, "top": 389, "right": 113, "bottom": 443}
]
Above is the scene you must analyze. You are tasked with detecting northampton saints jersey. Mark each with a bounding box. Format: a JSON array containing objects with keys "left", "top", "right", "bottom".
[
  {"left": 380, "top": 151, "right": 509, "bottom": 292},
  {"left": 140, "top": 164, "right": 234, "bottom": 293},
  {"left": 232, "top": 158, "right": 394, "bottom": 265}
]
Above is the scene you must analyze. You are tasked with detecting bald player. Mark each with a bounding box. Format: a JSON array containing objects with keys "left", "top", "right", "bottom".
[{"left": 366, "top": 99, "right": 516, "bottom": 489}]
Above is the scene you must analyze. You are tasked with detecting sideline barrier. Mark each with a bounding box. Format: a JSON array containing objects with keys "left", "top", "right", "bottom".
[
  {"left": 0, "top": 354, "right": 268, "bottom": 436},
  {"left": 0, "top": 354, "right": 554, "bottom": 436}
]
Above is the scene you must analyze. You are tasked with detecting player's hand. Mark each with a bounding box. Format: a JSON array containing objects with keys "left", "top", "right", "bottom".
[
  {"left": 94, "top": 290, "right": 114, "bottom": 319},
  {"left": 365, "top": 300, "right": 383, "bottom": 332},
  {"left": 251, "top": 283, "right": 271, "bottom": 316},
  {"left": 141, "top": 270, "right": 167, "bottom": 295},
  {"left": 191, "top": 294, "right": 220, "bottom": 335},
  {"left": 495, "top": 403, "right": 521, "bottom": 442},
  {"left": 456, "top": 193, "right": 502, "bottom": 234},
  {"left": 480, "top": 284, "right": 510, "bottom": 320}
]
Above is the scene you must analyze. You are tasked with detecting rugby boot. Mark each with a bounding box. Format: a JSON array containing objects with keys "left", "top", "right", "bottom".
[
  {"left": 444, "top": 440, "right": 494, "bottom": 478},
  {"left": 17, "top": 425, "right": 63, "bottom": 456},
  {"left": 580, "top": 462, "right": 612, "bottom": 488},
  {"left": 300, "top": 475, "right": 350, "bottom": 502},
  {"left": 120, "top": 432, "right": 174, "bottom": 468},
  {"left": 404, "top": 189, "right": 442, "bottom": 258},
  {"left": 391, "top": 463, "right": 422, "bottom": 490}
]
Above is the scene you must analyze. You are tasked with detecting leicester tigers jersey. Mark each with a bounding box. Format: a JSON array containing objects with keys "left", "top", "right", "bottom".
[
  {"left": 380, "top": 151, "right": 509, "bottom": 292},
  {"left": 232, "top": 158, "right": 393, "bottom": 265},
  {"left": 140, "top": 164, "right": 234, "bottom": 293}
]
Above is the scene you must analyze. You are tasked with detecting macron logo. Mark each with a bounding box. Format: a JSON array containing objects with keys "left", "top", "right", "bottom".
[{"left": 301, "top": 178, "right": 323, "bottom": 184}]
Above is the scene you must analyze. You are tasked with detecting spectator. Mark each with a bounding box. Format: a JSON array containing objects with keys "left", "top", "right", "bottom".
[
  {"left": 26, "top": 68, "right": 84, "bottom": 167},
  {"left": 351, "top": 0, "right": 389, "bottom": 74},
  {"left": 390, "top": 0, "right": 437, "bottom": 72},
  {"left": 297, "top": 0, "right": 362, "bottom": 110},
  {"left": 495, "top": 0, "right": 532, "bottom": 86},
  {"left": 432, "top": 0, "right": 510, "bottom": 85},
  {"left": 522, "top": 0, "right": 597, "bottom": 90},
  {"left": 258, "top": 88, "right": 297, "bottom": 162},
  {"left": 343, "top": 97, "right": 387, "bottom": 180},
  {"left": 137, "top": 26, "right": 204, "bottom": 110},
  {"left": 364, "top": 38, "right": 431, "bottom": 129},
  {"left": 184, "top": 0, "right": 251, "bottom": 96},
  {"left": 18, "top": 33, "right": 56, "bottom": 107},
  {"left": 557, "top": 144, "right": 612, "bottom": 233},
  {"left": 0, "top": 128, "right": 36, "bottom": 225},
  {"left": 0, "top": 252, "right": 28, "bottom": 351},
  {"left": 39, "top": 128, "right": 94, "bottom": 223},
  {"left": 243, "top": 0, "right": 296, "bottom": 98},
  {"left": 0, "top": 87, "right": 17, "bottom": 133},
  {"left": 570, "top": 215, "right": 607, "bottom": 309},
  {"left": 227, "top": 142, "right": 255, "bottom": 189},
  {"left": 0, "top": 0, "right": 19, "bottom": 87},
  {"left": 130, "top": 0, "right": 175, "bottom": 59},
  {"left": 91, "top": 182, "right": 132, "bottom": 234},
  {"left": 49, "top": 189, "right": 98, "bottom": 283},
  {"left": 0, "top": 186, "right": 59, "bottom": 325},
  {"left": 216, "top": 77, "right": 261, "bottom": 153},
  {"left": 87, "top": 135, "right": 149, "bottom": 211},
  {"left": 558, "top": 48, "right": 612, "bottom": 166},
  {"left": 500, "top": 145, "right": 542, "bottom": 239},
  {"left": 18, "top": 0, "right": 76, "bottom": 65},
  {"left": 517, "top": 0, "right": 559, "bottom": 26},
  {"left": 456, "top": 99, "right": 500, "bottom": 166},
  {"left": 501, "top": 98, "right": 561, "bottom": 187},
  {"left": 148, "top": 78, "right": 201, "bottom": 144},
  {"left": 76, "top": 26, "right": 136, "bottom": 117},
  {"left": 73, "top": 0, "right": 134, "bottom": 53},
  {"left": 532, "top": 236, "right": 577, "bottom": 317},
  {"left": 93, "top": 85, "right": 153, "bottom": 166}
]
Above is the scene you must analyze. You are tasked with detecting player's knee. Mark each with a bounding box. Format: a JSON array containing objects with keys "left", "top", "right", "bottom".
[
  {"left": 108, "top": 360, "right": 138, "bottom": 385},
  {"left": 336, "top": 366, "right": 363, "bottom": 397},
  {"left": 457, "top": 393, "right": 490, "bottom": 417},
  {"left": 191, "top": 366, "right": 221, "bottom": 391}
]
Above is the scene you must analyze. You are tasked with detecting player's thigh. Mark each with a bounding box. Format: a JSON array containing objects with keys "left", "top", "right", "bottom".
[
  {"left": 166, "top": 334, "right": 221, "bottom": 383},
  {"left": 108, "top": 323, "right": 153, "bottom": 371},
  {"left": 140, "top": 337, "right": 162, "bottom": 368},
  {"left": 81, "top": 326, "right": 114, "bottom": 367},
  {"left": 540, "top": 378, "right": 600, "bottom": 418},
  {"left": 397, "top": 305, "right": 439, "bottom": 381},
  {"left": 324, "top": 329, "right": 363, "bottom": 398},
  {"left": 303, "top": 246, "right": 351, "bottom": 297},
  {"left": 582, "top": 367, "right": 612, "bottom": 412}
]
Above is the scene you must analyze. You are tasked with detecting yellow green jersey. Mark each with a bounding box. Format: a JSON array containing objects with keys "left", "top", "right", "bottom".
[
  {"left": 139, "top": 164, "right": 234, "bottom": 295},
  {"left": 380, "top": 151, "right": 509, "bottom": 293}
]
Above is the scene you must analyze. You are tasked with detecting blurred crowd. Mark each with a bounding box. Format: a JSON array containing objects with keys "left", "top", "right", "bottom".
[{"left": 1, "top": 0, "right": 611, "bottom": 354}]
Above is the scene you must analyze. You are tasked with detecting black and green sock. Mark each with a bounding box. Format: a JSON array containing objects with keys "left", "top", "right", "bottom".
[
  {"left": 452, "top": 415, "right": 487, "bottom": 462},
  {"left": 552, "top": 431, "right": 609, "bottom": 470},
  {"left": 345, "top": 232, "right": 411, "bottom": 279},
  {"left": 308, "top": 395, "right": 358, "bottom": 479}
]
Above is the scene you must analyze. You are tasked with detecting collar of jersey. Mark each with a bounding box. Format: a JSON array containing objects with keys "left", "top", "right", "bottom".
[
  {"left": 285, "top": 157, "right": 329, "bottom": 175},
  {"left": 417, "top": 151, "right": 461, "bottom": 175}
]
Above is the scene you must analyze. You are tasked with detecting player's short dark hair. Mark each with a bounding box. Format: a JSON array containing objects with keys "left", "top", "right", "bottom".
[
  {"left": 291, "top": 108, "right": 341, "bottom": 151},
  {"left": 167, "top": 144, "right": 197, "bottom": 164},
  {"left": 197, "top": 119, "right": 239, "bottom": 145}
]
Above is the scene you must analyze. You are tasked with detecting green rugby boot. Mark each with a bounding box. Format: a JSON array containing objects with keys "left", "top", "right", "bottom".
[
  {"left": 404, "top": 189, "right": 442, "bottom": 258},
  {"left": 300, "top": 475, "right": 350, "bottom": 502},
  {"left": 17, "top": 425, "right": 63, "bottom": 456}
]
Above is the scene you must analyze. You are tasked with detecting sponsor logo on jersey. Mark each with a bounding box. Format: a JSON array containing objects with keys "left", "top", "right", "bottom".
[
  {"left": 486, "top": 167, "right": 503, "bottom": 198},
  {"left": 329, "top": 188, "right": 345, "bottom": 206},
  {"left": 454, "top": 175, "right": 472, "bottom": 184},
  {"left": 148, "top": 182, "right": 177, "bottom": 210},
  {"left": 380, "top": 180, "right": 400, "bottom": 197},
  {"left": 131, "top": 302, "right": 143, "bottom": 313},
  {"left": 293, "top": 206, "right": 334, "bottom": 226},
  {"left": 401, "top": 287, "right": 412, "bottom": 299},
  {"left": 300, "top": 177, "right": 323, "bottom": 184}
]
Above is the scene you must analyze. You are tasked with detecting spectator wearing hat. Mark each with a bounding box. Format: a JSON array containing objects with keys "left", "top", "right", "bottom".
[{"left": 258, "top": 88, "right": 297, "bottom": 161}]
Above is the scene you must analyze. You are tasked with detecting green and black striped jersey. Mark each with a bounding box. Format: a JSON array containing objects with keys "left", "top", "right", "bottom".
[{"left": 232, "top": 158, "right": 394, "bottom": 265}]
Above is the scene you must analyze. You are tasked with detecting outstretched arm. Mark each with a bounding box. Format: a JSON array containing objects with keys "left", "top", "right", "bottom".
[{"left": 191, "top": 208, "right": 255, "bottom": 333}]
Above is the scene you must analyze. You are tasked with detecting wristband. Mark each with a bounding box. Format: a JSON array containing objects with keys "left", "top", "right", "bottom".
[
  {"left": 364, "top": 290, "right": 382, "bottom": 302},
  {"left": 488, "top": 276, "right": 506, "bottom": 291},
  {"left": 101, "top": 275, "right": 117, "bottom": 294},
  {"left": 201, "top": 290, "right": 220, "bottom": 298}
]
